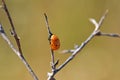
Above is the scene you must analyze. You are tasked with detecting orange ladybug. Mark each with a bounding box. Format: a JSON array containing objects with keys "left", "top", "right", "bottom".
[
  {"left": 50, "top": 35, "right": 60, "bottom": 50},
  {"left": 44, "top": 13, "right": 60, "bottom": 50}
]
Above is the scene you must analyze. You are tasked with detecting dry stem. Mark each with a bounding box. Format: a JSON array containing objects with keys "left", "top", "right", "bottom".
[{"left": 0, "top": 0, "right": 39, "bottom": 80}]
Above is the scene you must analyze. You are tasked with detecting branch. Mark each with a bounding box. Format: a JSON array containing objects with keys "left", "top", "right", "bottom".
[
  {"left": 0, "top": 25, "right": 39, "bottom": 80},
  {"left": 1, "top": 0, "right": 22, "bottom": 53},
  {"left": 58, "top": 10, "right": 109, "bottom": 70},
  {"left": 44, "top": 13, "right": 59, "bottom": 80},
  {"left": 57, "top": 10, "right": 108, "bottom": 71},
  {"left": 46, "top": 10, "right": 110, "bottom": 79},
  {"left": 96, "top": 32, "right": 120, "bottom": 38},
  {"left": 0, "top": 1, "right": 39, "bottom": 80},
  {"left": 60, "top": 9, "right": 120, "bottom": 73}
]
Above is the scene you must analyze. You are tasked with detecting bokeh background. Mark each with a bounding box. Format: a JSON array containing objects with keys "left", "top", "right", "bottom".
[{"left": 0, "top": 0, "right": 120, "bottom": 80}]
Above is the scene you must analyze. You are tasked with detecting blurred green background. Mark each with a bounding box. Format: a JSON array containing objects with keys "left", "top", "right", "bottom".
[{"left": 0, "top": 0, "right": 120, "bottom": 80}]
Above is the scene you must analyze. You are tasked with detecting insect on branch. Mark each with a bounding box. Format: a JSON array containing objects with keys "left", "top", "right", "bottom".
[
  {"left": 44, "top": 13, "right": 61, "bottom": 80},
  {"left": 45, "top": 10, "right": 120, "bottom": 80}
]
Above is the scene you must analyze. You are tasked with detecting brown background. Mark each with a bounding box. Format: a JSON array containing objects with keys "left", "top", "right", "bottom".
[{"left": 0, "top": 0, "right": 120, "bottom": 80}]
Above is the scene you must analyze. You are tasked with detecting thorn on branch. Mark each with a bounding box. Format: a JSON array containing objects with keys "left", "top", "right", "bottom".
[
  {"left": 89, "top": 18, "right": 99, "bottom": 28},
  {"left": 54, "top": 59, "right": 59, "bottom": 67}
]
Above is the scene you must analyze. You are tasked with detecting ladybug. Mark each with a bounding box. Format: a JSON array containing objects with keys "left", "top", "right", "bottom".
[
  {"left": 44, "top": 13, "right": 60, "bottom": 51},
  {"left": 50, "top": 34, "right": 60, "bottom": 50}
]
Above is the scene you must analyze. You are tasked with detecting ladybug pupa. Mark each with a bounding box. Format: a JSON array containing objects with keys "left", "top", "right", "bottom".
[{"left": 44, "top": 13, "right": 60, "bottom": 51}]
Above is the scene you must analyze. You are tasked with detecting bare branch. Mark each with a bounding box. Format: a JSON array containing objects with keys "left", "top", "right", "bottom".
[
  {"left": 1, "top": 1, "right": 39, "bottom": 80},
  {"left": 50, "top": 50, "right": 56, "bottom": 69},
  {"left": 44, "top": 13, "right": 53, "bottom": 40},
  {"left": 0, "top": 24, "right": 19, "bottom": 56},
  {"left": 0, "top": 24, "right": 39, "bottom": 80},
  {"left": 2, "top": 0, "right": 22, "bottom": 54},
  {"left": 57, "top": 10, "right": 108, "bottom": 72},
  {"left": 96, "top": 32, "right": 120, "bottom": 38}
]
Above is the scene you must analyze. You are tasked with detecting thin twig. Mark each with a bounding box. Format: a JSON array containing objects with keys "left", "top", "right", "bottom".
[
  {"left": 1, "top": 1, "right": 39, "bottom": 80},
  {"left": 44, "top": 13, "right": 53, "bottom": 40},
  {"left": 44, "top": 13, "right": 58, "bottom": 80},
  {"left": 98, "top": 10, "right": 109, "bottom": 30},
  {"left": 2, "top": 0, "right": 22, "bottom": 54},
  {"left": 96, "top": 32, "right": 120, "bottom": 38},
  {"left": 50, "top": 49, "right": 55, "bottom": 69}
]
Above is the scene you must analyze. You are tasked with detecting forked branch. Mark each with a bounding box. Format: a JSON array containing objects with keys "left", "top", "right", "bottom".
[
  {"left": 0, "top": 0, "right": 39, "bottom": 80},
  {"left": 57, "top": 10, "right": 109, "bottom": 72},
  {"left": 46, "top": 10, "right": 120, "bottom": 80}
]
